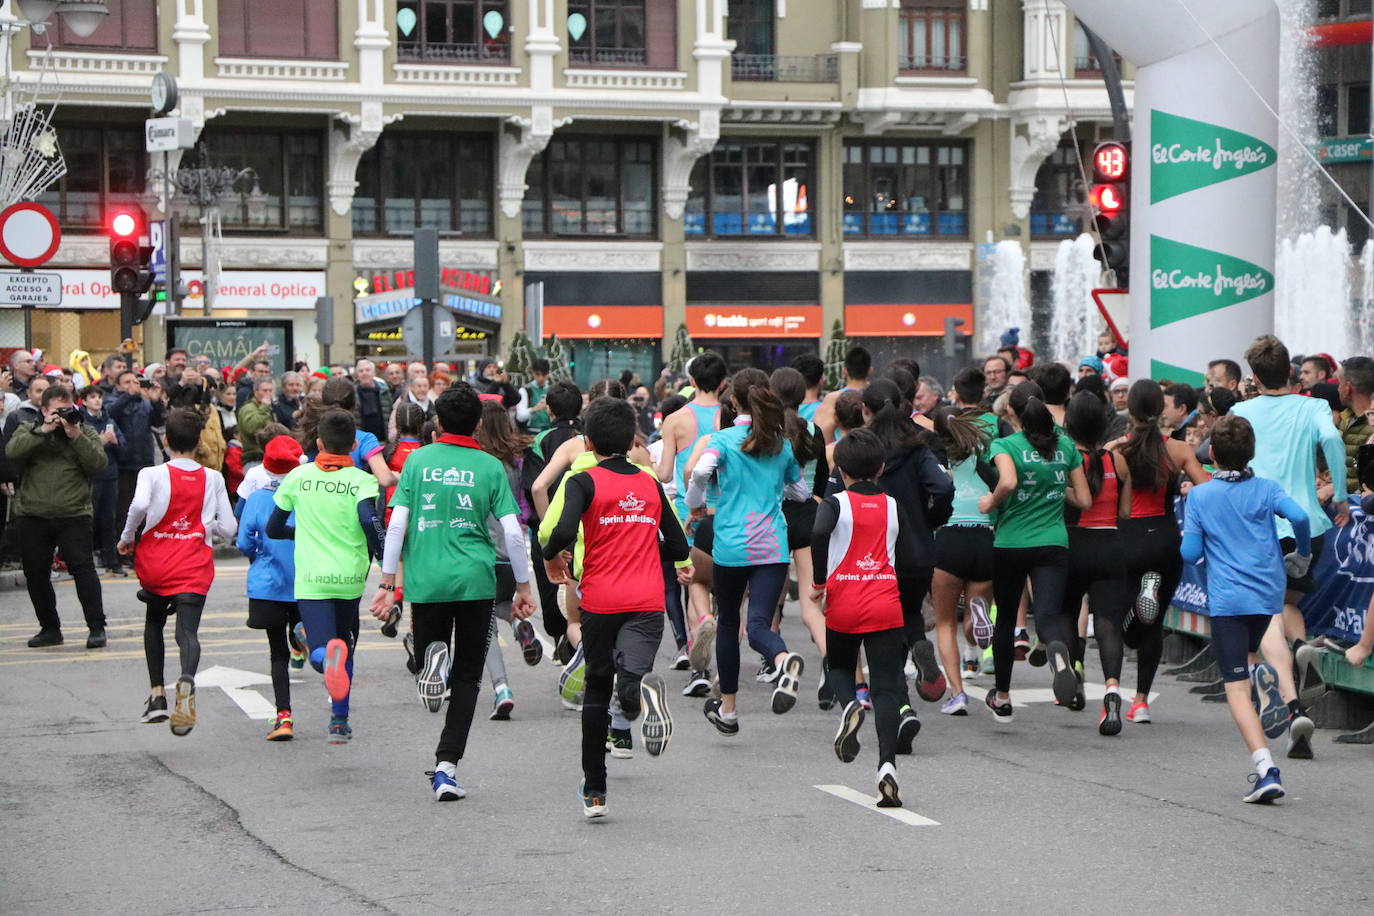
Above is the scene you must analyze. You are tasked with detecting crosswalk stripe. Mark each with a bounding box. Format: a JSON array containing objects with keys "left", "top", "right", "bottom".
[{"left": 814, "top": 784, "right": 941, "bottom": 826}]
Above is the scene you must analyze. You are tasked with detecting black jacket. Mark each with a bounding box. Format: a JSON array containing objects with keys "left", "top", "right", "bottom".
[
  {"left": 273, "top": 395, "right": 302, "bottom": 429},
  {"left": 827, "top": 440, "right": 953, "bottom": 570},
  {"left": 107, "top": 390, "right": 159, "bottom": 472}
]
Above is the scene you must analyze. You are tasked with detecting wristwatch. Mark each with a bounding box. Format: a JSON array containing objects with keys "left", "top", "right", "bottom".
[{"left": 379, "top": 582, "right": 395, "bottom": 591}]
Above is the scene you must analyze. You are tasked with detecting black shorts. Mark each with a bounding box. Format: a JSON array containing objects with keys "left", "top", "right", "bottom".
[
  {"left": 1279, "top": 532, "right": 1325, "bottom": 594},
  {"left": 1212, "top": 614, "right": 1273, "bottom": 682},
  {"left": 783, "top": 499, "right": 817, "bottom": 553},
  {"left": 934, "top": 525, "right": 994, "bottom": 582},
  {"left": 692, "top": 514, "right": 715, "bottom": 554},
  {"left": 247, "top": 598, "right": 298, "bottom": 630}
]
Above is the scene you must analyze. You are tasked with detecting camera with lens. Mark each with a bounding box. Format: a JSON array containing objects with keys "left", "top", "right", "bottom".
[{"left": 56, "top": 406, "right": 83, "bottom": 425}]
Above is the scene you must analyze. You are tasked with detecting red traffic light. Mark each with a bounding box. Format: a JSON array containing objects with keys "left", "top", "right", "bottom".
[
  {"left": 1093, "top": 142, "right": 1129, "bottom": 182},
  {"left": 110, "top": 210, "right": 139, "bottom": 238},
  {"left": 1091, "top": 183, "right": 1125, "bottom": 212}
]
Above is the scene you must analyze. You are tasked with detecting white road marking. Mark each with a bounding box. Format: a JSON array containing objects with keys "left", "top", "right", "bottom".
[
  {"left": 196, "top": 665, "right": 279, "bottom": 719},
  {"left": 814, "top": 784, "right": 941, "bottom": 826},
  {"left": 1009, "top": 687, "right": 1160, "bottom": 708}
]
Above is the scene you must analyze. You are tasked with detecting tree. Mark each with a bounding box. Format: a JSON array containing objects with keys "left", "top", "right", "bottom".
[
  {"left": 823, "top": 319, "right": 848, "bottom": 391},
  {"left": 505, "top": 330, "right": 536, "bottom": 390},
  {"left": 544, "top": 334, "right": 573, "bottom": 384},
  {"left": 668, "top": 323, "right": 695, "bottom": 375}
]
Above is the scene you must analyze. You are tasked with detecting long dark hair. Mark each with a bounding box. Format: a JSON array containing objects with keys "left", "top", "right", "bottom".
[
  {"left": 731, "top": 368, "right": 783, "bottom": 456},
  {"left": 862, "top": 377, "right": 921, "bottom": 451},
  {"left": 770, "top": 366, "right": 825, "bottom": 465},
  {"left": 1065, "top": 391, "right": 1109, "bottom": 497},
  {"left": 297, "top": 376, "right": 359, "bottom": 451},
  {"left": 476, "top": 399, "right": 531, "bottom": 465},
  {"left": 1121, "top": 379, "right": 1169, "bottom": 490},
  {"left": 1008, "top": 380, "right": 1057, "bottom": 460},
  {"left": 932, "top": 405, "right": 990, "bottom": 465}
]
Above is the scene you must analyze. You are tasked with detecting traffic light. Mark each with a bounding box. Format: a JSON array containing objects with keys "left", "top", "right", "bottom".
[
  {"left": 109, "top": 208, "right": 153, "bottom": 295},
  {"left": 1090, "top": 141, "right": 1130, "bottom": 287}
]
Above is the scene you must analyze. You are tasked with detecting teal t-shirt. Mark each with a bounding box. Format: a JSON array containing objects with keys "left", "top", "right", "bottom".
[
  {"left": 987, "top": 431, "right": 1082, "bottom": 549},
  {"left": 705, "top": 422, "right": 800, "bottom": 566}
]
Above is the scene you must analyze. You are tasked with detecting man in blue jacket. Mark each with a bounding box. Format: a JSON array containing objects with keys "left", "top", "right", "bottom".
[{"left": 107, "top": 369, "right": 165, "bottom": 543}]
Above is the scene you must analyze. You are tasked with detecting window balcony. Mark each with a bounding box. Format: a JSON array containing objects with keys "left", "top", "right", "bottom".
[
  {"left": 731, "top": 54, "right": 839, "bottom": 83},
  {"left": 397, "top": 41, "right": 511, "bottom": 64},
  {"left": 568, "top": 47, "right": 648, "bottom": 67},
  {"left": 899, "top": 54, "right": 967, "bottom": 74}
]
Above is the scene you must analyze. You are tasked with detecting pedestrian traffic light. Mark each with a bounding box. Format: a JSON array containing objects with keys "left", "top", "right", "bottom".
[
  {"left": 109, "top": 207, "right": 153, "bottom": 295},
  {"left": 1090, "top": 141, "right": 1130, "bottom": 287}
]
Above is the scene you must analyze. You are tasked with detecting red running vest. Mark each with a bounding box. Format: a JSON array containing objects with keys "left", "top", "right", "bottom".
[
  {"left": 1075, "top": 450, "right": 1120, "bottom": 529},
  {"left": 134, "top": 464, "right": 215, "bottom": 596},
  {"left": 825, "top": 490, "right": 902, "bottom": 634},
  {"left": 578, "top": 465, "right": 664, "bottom": 614}
]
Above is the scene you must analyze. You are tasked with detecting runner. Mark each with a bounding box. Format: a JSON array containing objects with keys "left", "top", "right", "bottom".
[
  {"left": 521, "top": 380, "right": 583, "bottom": 658},
  {"left": 370, "top": 383, "right": 537, "bottom": 800},
  {"left": 541, "top": 397, "right": 691, "bottom": 818},
  {"left": 688, "top": 368, "right": 811, "bottom": 734},
  {"left": 979, "top": 381, "right": 1093, "bottom": 722},
  {"left": 813, "top": 429, "right": 920, "bottom": 807},
  {"left": 119, "top": 408, "right": 236, "bottom": 735},
  {"left": 235, "top": 434, "right": 304, "bottom": 741},
  {"left": 647, "top": 394, "right": 692, "bottom": 669},
  {"left": 1061, "top": 392, "right": 1133, "bottom": 734},
  {"left": 816, "top": 346, "right": 872, "bottom": 443},
  {"left": 295, "top": 376, "right": 397, "bottom": 488},
  {"left": 791, "top": 353, "right": 826, "bottom": 423},
  {"left": 268, "top": 409, "right": 384, "bottom": 745},
  {"left": 378, "top": 402, "right": 426, "bottom": 642}
]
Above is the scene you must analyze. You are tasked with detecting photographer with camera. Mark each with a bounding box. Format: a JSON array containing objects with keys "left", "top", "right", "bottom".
[{"left": 4, "top": 384, "right": 109, "bottom": 648}]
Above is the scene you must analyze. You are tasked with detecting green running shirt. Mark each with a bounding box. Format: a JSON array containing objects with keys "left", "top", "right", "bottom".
[
  {"left": 987, "top": 431, "right": 1082, "bottom": 549},
  {"left": 274, "top": 463, "right": 379, "bottom": 600}
]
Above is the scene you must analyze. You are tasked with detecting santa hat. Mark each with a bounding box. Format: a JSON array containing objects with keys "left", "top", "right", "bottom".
[
  {"left": 263, "top": 435, "right": 304, "bottom": 476},
  {"left": 309, "top": 367, "right": 331, "bottom": 381}
]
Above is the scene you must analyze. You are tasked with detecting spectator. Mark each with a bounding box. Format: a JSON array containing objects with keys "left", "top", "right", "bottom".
[
  {"left": 237, "top": 377, "right": 276, "bottom": 466},
  {"left": 354, "top": 358, "right": 393, "bottom": 442},
  {"left": 517, "top": 358, "right": 552, "bottom": 433},
  {"left": 407, "top": 360, "right": 428, "bottom": 381},
  {"left": 236, "top": 357, "right": 273, "bottom": 408},
  {"left": 982, "top": 355, "right": 1011, "bottom": 407},
  {"left": 3, "top": 374, "right": 48, "bottom": 439},
  {"left": 1162, "top": 383, "right": 1198, "bottom": 441},
  {"left": 1206, "top": 358, "right": 1242, "bottom": 393},
  {"left": 382, "top": 361, "right": 406, "bottom": 392},
  {"left": 5, "top": 383, "right": 109, "bottom": 648},
  {"left": 1194, "top": 386, "right": 1237, "bottom": 467},
  {"left": 1096, "top": 329, "right": 1125, "bottom": 358},
  {"left": 9, "top": 349, "right": 37, "bottom": 397},
  {"left": 389, "top": 373, "right": 435, "bottom": 440},
  {"left": 107, "top": 369, "right": 163, "bottom": 536},
  {"left": 96, "top": 355, "right": 127, "bottom": 397},
  {"left": 1078, "top": 355, "right": 1104, "bottom": 379},
  {"left": 430, "top": 369, "right": 451, "bottom": 397},
  {"left": 1336, "top": 356, "right": 1374, "bottom": 495},
  {"left": 274, "top": 371, "right": 305, "bottom": 428},
  {"left": 172, "top": 369, "right": 226, "bottom": 472},
  {"left": 216, "top": 380, "right": 239, "bottom": 440},
  {"left": 1028, "top": 362, "right": 1072, "bottom": 427},
  {"left": 78, "top": 385, "right": 124, "bottom": 575},
  {"left": 165, "top": 348, "right": 189, "bottom": 383},
  {"left": 1110, "top": 377, "right": 1130, "bottom": 415},
  {"left": 472, "top": 357, "right": 520, "bottom": 408},
  {"left": 914, "top": 376, "right": 944, "bottom": 415},
  {"left": 652, "top": 364, "right": 676, "bottom": 404},
  {"left": 630, "top": 385, "right": 655, "bottom": 438}
]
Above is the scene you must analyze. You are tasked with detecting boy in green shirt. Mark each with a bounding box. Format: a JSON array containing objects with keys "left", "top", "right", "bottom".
[
  {"left": 269, "top": 409, "right": 384, "bottom": 744},
  {"left": 370, "top": 382, "right": 537, "bottom": 802}
]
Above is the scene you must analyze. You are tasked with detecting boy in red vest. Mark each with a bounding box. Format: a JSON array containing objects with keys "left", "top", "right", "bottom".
[
  {"left": 119, "top": 408, "right": 237, "bottom": 735},
  {"left": 542, "top": 397, "right": 692, "bottom": 818},
  {"left": 811, "top": 428, "right": 920, "bottom": 808}
]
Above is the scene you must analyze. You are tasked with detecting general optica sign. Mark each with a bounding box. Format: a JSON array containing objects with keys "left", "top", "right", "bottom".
[{"left": 6, "top": 269, "right": 326, "bottom": 310}]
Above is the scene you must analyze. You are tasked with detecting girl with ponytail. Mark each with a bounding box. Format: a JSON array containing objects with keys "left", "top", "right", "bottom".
[{"left": 978, "top": 381, "right": 1093, "bottom": 720}]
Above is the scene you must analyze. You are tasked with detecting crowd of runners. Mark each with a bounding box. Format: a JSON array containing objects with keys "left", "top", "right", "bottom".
[{"left": 6, "top": 332, "right": 1373, "bottom": 817}]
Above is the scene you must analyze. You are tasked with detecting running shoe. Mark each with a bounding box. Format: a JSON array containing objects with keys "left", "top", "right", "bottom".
[
  {"left": 771, "top": 652, "right": 805, "bottom": 714},
  {"left": 169, "top": 676, "right": 196, "bottom": 737},
  {"left": 1028, "top": 639, "right": 1048, "bottom": 668},
  {"left": 980, "top": 652, "right": 995, "bottom": 676},
  {"left": 672, "top": 650, "right": 691, "bottom": 671},
  {"left": 1243, "top": 767, "right": 1284, "bottom": 804},
  {"left": 1013, "top": 629, "right": 1030, "bottom": 661},
  {"left": 855, "top": 683, "right": 873, "bottom": 710},
  {"left": 579, "top": 780, "right": 607, "bottom": 818},
  {"left": 817, "top": 663, "right": 837, "bottom": 711},
  {"left": 1294, "top": 644, "right": 1328, "bottom": 709},
  {"left": 755, "top": 658, "right": 779, "bottom": 683},
  {"left": 266, "top": 710, "right": 294, "bottom": 741},
  {"left": 896, "top": 706, "right": 922, "bottom": 754},
  {"left": 554, "top": 634, "right": 575, "bottom": 665},
  {"left": 491, "top": 684, "right": 515, "bottom": 720},
  {"left": 607, "top": 728, "right": 634, "bottom": 759},
  {"left": 1250, "top": 663, "right": 1290, "bottom": 739},
  {"left": 1126, "top": 699, "right": 1151, "bottom": 723},
  {"left": 962, "top": 657, "right": 980, "bottom": 679},
  {"left": 402, "top": 631, "right": 417, "bottom": 675},
  {"left": 1134, "top": 571, "right": 1163, "bottom": 627},
  {"left": 939, "top": 692, "right": 969, "bottom": 716},
  {"left": 967, "top": 596, "right": 994, "bottom": 649},
  {"left": 559, "top": 642, "right": 586, "bottom": 708},
  {"left": 289, "top": 621, "right": 307, "bottom": 656},
  {"left": 876, "top": 762, "right": 902, "bottom": 808},
  {"left": 141, "top": 694, "right": 169, "bottom": 724},
  {"left": 1287, "top": 714, "right": 1315, "bottom": 760},
  {"left": 323, "top": 638, "right": 351, "bottom": 703},
  {"left": 703, "top": 698, "right": 739, "bottom": 736},
  {"left": 430, "top": 769, "right": 465, "bottom": 801},
  {"left": 380, "top": 604, "right": 401, "bottom": 638},
  {"left": 910, "top": 639, "right": 946, "bottom": 702},
  {"left": 514, "top": 619, "right": 543, "bottom": 666},
  {"left": 1046, "top": 641, "right": 1077, "bottom": 707},
  {"left": 418, "top": 642, "right": 451, "bottom": 713},
  {"left": 985, "top": 688, "right": 1014, "bottom": 725},
  {"left": 689, "top": 615, "right": 717, "bottom": 673},
  {"left": 682, "top": 669, "right": 712, "bottom": 698},
  {"left": 327, "top": 716, "right": 352, "bottom": 744},
  {"left": 834, "top": 700, "right": 865, "bottom": 763},
  {"left": 639, "top": 672, "right": 673, "bottom": 757},
  {"left": 86, "top": 628, "right": 106, "bottom": 649},
  {"left": 1099, "top": 692, "right": 1123, "bottom": 736},
  {"left": 1067, "top": 674, "right": 1087, "bottom": 712}
]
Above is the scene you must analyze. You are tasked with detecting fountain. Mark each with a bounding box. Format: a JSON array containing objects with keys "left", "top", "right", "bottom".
[
  {"left": 1048, "top": 234, "right": 1101, "bottom": 363},
  {"left": 980, "top": 235, "right": 1032, "bottom": 356},
  {"left": 1275, "top": 226, "right": 1357, "bottom": 360}
]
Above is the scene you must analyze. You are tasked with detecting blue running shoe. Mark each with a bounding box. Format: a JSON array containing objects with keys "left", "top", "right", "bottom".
[
  {"left": 490, "top": 684, "right": 515, "bottom": 720},
  {"left": 429, "top": 768, "right": 465, "bottom": 801},
  {"left": 1243, "top": 767, "right": 1284, "bottom": 804},
  {"left": 1251, "top": 663, "right": 1290, "bottom": 739},
  {"left": 327, "top": 715, "right": 352, "bottom": 744},
  {"left": 579, "top": 780, "right": 607, "bottom": 818}
]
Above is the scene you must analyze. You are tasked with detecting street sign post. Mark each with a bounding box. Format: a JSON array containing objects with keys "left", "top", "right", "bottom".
[
  {"left": 0, "top": 201, "right": 61, "bottom": 268},
  {"left": 145, "top": 117, "right": 194, "bottom": 153},
  {"left": 402, "top": 303, "right": 456, "bottom": 358},
  {"left": 0, "top": 270, "right": 61, "bottom": 306}
]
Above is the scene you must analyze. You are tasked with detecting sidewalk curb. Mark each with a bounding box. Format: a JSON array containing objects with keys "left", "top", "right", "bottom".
[{"left": 0, "top": 546, "right": 241, "bottom": 592}]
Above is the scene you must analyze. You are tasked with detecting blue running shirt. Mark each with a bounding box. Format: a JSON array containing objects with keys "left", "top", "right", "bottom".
[
  {"left": 704, "top": 422, "right": 801, "bottom": 567},
  {"left": 672, "top": 402, "right": 720, "bottom": 519}
]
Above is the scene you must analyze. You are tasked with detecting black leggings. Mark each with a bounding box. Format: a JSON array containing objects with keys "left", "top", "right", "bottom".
[
  {"left": 1120, "top": 516, "right": 1183, "bottom": 695},
  {"left": 413, "top": 599, "right": 495, "bottom": 765},
  {"left": 143, "top": 592, "right": 207, "bottom": 689},
  {"left": 581, "top": 610, "right": 663, "bottom": 793},
  {"left": 991, "top": 546, "right": 1069, "bottom": 694},
  {"left": 663, "top": 560, "right": 687, "bottom": 651},
  {"left": 826, "top": 626, "right": 905, "bottom": 767},
  {"left": 265, "top": 626, "right": 291, "bottom": 711},
  {"left": 1063, "top": 527, "right": 1129, "bottom": 682},
  {"left": 529, "top": 524, "right": 567, "bottom": 640}
]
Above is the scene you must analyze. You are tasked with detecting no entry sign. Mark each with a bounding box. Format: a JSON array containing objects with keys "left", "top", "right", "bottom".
[{"left": 0, "top": 202, "right": 61, "bottom": 268}]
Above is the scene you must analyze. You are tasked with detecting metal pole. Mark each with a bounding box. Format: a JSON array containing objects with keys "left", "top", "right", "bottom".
[
  {"left": 1084, "top": 26, "right": 1130, "bottom": 143},
  {"left": 22, "top": 304, "right": 32, "bottom": 350},
  {"left": 202, "top": 207, "right": 214, "bottom": 315}
]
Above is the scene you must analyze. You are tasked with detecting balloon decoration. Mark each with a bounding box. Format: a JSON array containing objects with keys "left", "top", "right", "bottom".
[
  {"left": 567, "top": 12, "right": 587, "bottom": 41},
  {"left": 483, "top": 9, "right": 504, "bottom": 39},
  {"left": 397, "top": 7, "right": 417, "bottom": 37}
]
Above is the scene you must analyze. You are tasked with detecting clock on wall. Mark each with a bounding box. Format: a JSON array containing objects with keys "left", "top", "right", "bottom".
[{"left": 150, "top": 72, "right": 178, "bottom": 115}]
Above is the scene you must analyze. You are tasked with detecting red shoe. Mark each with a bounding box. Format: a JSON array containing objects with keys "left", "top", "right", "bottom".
[
  {"left": 323, "top": 638, "right": 350, "bottom": 702},
  {"left": 1126, "top": 699, "right": 1151, "bottom": 723}
]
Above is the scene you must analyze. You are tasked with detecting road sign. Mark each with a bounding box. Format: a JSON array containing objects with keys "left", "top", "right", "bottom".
[
  {"left": 145, "top": 116, "right": 194, "bottom": 152},
  {"left": 0, "top": 270, "right": 61, "bottom": 306},
  {"left": 149, "top": 220, "right": 167, "bottom": 283},
  {"left": 0, "top": 201, "right": 61, "bottom": 268},
  {"left": 1091, "top": 287, "right": 1129, "bottom": 347},
  {"left": 402, "top": 303, "right": 455, "bottom": 357}
]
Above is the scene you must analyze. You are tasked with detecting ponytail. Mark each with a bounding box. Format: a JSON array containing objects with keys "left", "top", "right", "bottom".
[
  {"left": 933, "top": 406, "right": 990, "bottom": 465},
  {"left": 744, "top": 386, "right": 785, "bottom": 456},
  {"left": 771, "top": 366, "right": 825, "bottom": 464},
  {"left": 1009, "top": 380, "right": 1056, "bottom": 460},
  {"left": 1121, "top": 379, "right": 1169, "bottom": 490},
  {"left": 862, "top": 377, "right": 920, "bottom": 451},
  {"left": 1064, "top": 391, "right": 1108, "bottom": 497}
]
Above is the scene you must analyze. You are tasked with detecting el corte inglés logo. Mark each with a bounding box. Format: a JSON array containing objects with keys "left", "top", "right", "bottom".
[
  {"left": 1150, "top": 110, "right": 1276, "bottom": 203},
  {"left": 1150, "top": 236, "right": 1273, "bottom": 329}
]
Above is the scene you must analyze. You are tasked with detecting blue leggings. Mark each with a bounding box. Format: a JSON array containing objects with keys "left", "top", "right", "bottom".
[
  {"left": 298, "top": 597, "right": 360, "bottom": 717},
  {"left": 713, "top": 562, "right": 790, "bottom": 695}
]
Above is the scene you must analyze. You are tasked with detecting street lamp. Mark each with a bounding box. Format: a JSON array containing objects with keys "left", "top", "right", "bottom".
[
  {"left": 16, "top": 1, "right": 109, "bottom": 37},
  {"left": 171, "top": 163, "right": 257, "bottom": 315}
]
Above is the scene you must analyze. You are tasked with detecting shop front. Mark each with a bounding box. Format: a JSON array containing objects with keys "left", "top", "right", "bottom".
[
  {"left": 687, "top": 304, "right": 823, "bottom": 369},
  {"left": 842, "top": 267, "right": 974, "bottom": 379},
  {"left": 525, "top": 271, "right": 663, "bottom": 389},
  {"left": 352, "top": 267, "right": 503, "bottom": 362}
]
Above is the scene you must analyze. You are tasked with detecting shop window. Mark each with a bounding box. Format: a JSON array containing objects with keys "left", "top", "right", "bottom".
[
  {"left": 568, "top": 0, "right": 645, "bottom": 66},
  {"left": 47, "top": 0, "right": 157, "bottom": 51},
  {"left": 218, "top": 0, "right": 338, "bottom": 59},
  {"left": 396, "top": 1, "right": 511, "bottom": 63},
  {"left": 685, "top": 140, "right": 815, "bottom": 238},
  {"left": 353, "top": 133, "right": 493, "bottom": 237},
  {"left": 842, "top": 140, "right": 969, "bottom": 238},
  {"left": 180, "top": 130, "right": 324, "bottom": 233},
  {"left": 726, "top": 0, "right": 773, "bottom": 57},
  {"left": 523, "top": 137, "right": 656, "bottom": 238},
  {"left": 1347, "top": 83, "right": 1370, "bottom": 136},
  {"left": 36, "top": 125, "right": 146, "bottom": 230},
  {"left": 1030, "top": 140, "right": 1089, "bottom": 238},
  {"left": 899, "top": 0, "right": 966, "bottom": 73},
  {"left": 1072, "top": 22, "right": 1121, "bottom": 77}
]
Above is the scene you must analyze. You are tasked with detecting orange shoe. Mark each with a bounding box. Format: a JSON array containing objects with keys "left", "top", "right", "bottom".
[
  {"left": 1126, "top": 699, "right": 1151, "bottom": 723},
  {"left": 323, "top": 638, "right": 350, "bottom": 702},
  {"left": 266, "top": 710, "right": 294, "bottom": 741}
]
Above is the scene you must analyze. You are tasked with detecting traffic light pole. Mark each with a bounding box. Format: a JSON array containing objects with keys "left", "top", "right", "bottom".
[{"left": 120, "top": 291, "right": 137, "bottom": 342}]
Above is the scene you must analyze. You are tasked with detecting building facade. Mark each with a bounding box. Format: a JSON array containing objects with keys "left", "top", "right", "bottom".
[{"left": 2, "top": 0, "right": 1130, "bottom": 380}]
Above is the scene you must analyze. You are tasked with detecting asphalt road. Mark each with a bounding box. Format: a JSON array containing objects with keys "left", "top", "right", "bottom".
[{"left": 2, "top": 559, "right": 1371, "bottom": 915}]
